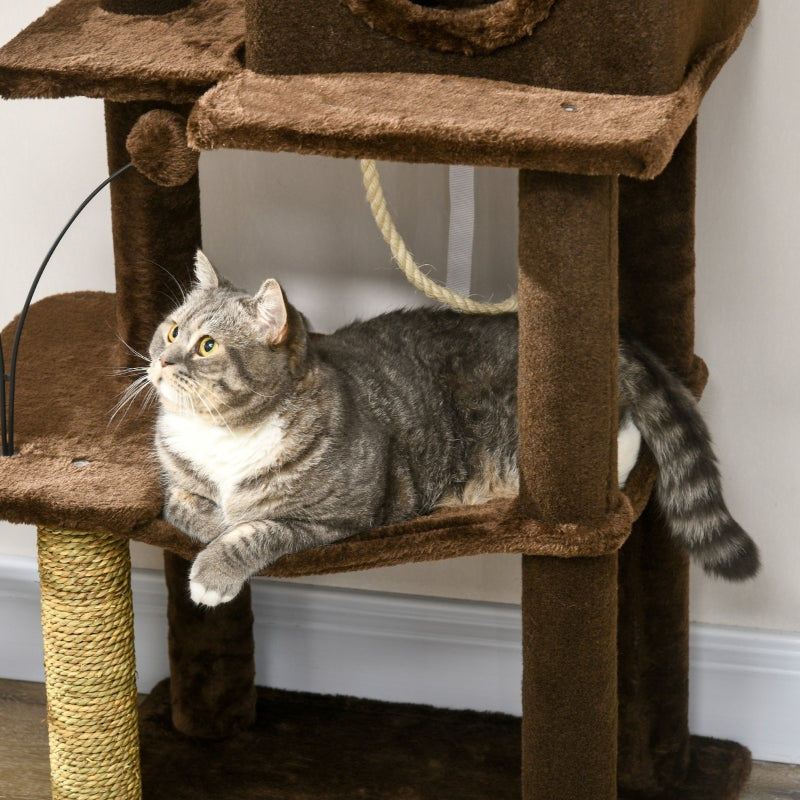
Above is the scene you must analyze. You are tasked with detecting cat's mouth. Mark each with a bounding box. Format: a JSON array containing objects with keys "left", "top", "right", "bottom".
[{"left": 148, "top": 361, "right": 181, "bottom": 406}]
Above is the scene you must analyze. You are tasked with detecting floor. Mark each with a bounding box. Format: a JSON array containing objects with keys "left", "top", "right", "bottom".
[{"left": 0, "top": 679, "right": 798, "bottom": 800}]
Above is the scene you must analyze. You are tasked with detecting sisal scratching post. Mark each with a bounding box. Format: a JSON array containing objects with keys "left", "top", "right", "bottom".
[
  {"left": 517, "top": 170, "right": 621, "bottom": 800},
  {"left": 37, "top": 527, "right": 140, "bottom": 800}
]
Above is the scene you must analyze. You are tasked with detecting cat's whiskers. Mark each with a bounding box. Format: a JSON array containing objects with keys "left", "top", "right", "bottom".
[
  {"left": 108, "top": 374, "right": 156, "bottom": 427},
  {"left": 178, "top": 388, "right": 195, "bottom": 417},
  {"left": 189, "top": 382, "right": 233, "bottom": 433},
  {"left": 198, "top": 382, "right": 232, "bottom": 410},
  {"left": 248, "top": 387, "right": 278, "bottom": 401},
  {"left": 157, "top": 288, "right": 186, "bottom": 310},
  {"left": 145, "top": 257, "right": 189, "bottom": 306},
  {"left": 116, "top": 335, "right": 151, "bottom": 364},
  {"left": 110, "top": 365, "right": 149, "bottom": 379}
]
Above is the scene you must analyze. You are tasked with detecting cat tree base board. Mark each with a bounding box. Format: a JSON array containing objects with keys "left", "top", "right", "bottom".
[{"left": 138, "top": 679, "right": 752, "bottom": 800}]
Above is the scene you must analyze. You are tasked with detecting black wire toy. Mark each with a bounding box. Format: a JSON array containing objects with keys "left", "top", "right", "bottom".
[{"left": 0, "top": 162, "right": 132, "bottom": 456}]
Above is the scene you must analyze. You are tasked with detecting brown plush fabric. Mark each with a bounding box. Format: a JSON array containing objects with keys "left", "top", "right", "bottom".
[
  {"left": 615, "top": 123, "right": 700, "bottom": 794},
  {"left": 105, "top": 101, "right": 202, "bottom": 367},
  {"left": 517, "top": 170, "right": 619, "bottom": 522},
  {"left": 618, "top": 509, "right": 693, "bottom": 794},
  {"left": 0, "top": 0, "right": 244, "bottom": 104},
  {"left": 620, "top": 122, "right": 700, "bottom": 377},
  {"left": 126, "top": 109, "right": 199, "bottom": 188},
  {"left": 188, "top": 29, "right": 740, "bottom": 181},
  {"left": 164, "top": 552, "right": 257, "bottom": 738},
  {"left": 0, "top": 0, "right": 755, "bottom": 166},
  {"left": 102, "top": 0, "right": 191, "bottom": 13},
  {"left": 522, "top": 554, "right": 619, "bottom": 799},
  {"left": 137, "top": 679, "right": 752, "bottom": 799},
  {"left": 516, "top": 170, "right": 619, "bottom": 798},
  {"left": 0, "top": 292, "right": 163, "bottom": 533},
  {"left": 0, "top": 0, "right": 755, "bottom": 179},
  {"left": 247, "top": 0, "right": 756, "bottom": 96},
  {"left": 340, "top": 0, "right": 556, "bottom": 56}
]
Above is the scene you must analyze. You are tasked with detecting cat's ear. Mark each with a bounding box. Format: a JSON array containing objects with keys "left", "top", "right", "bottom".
[
  {"left": 194, "top": 250, "right": 220, "bottom": 290},
  {"left": 253, "top": 278, "right": 289, "bottom": 345}
]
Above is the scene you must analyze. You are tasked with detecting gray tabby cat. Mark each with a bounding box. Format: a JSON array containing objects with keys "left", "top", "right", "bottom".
[{"left": 146, "top": 252, "right": 759, "bottom": 606}]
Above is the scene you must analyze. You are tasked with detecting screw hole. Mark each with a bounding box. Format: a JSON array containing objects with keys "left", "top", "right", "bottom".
[
  {"left": 560, "top": 102, "right": 578, "bottom": 112},
  {"left": 71, "top": 458, "right": 91, "bottom": 467}
]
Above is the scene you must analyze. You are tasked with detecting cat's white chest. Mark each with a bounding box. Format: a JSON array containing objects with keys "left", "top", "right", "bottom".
[{"left": 159, "top": 411, "right": 287, "bottom": 504}]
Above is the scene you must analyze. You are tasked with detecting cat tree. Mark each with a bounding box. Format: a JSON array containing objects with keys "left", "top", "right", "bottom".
[{"left": 0, "top": 1, "right": 758, "bottom": 798}]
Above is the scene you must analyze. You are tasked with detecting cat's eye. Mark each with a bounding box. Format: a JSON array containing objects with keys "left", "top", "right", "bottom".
[
  {"left": 167, "top": 324, "right": 180, "bottom": 343},
  {"left": 197, "top": 336, "right": 218, "bottom": 357}
]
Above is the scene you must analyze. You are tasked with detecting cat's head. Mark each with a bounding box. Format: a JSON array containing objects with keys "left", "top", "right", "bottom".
[{"left": 147, "top": 251, "right": 308, "bottom": 425}]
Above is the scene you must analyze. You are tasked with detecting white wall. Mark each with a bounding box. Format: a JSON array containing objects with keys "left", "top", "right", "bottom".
[{"left": 0, "top": 3, "right": 798, "bottom": 633}]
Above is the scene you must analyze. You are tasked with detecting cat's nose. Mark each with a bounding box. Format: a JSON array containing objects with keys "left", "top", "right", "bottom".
[{"left": 160, "top": 358, "right": 173, "bottom": 368}]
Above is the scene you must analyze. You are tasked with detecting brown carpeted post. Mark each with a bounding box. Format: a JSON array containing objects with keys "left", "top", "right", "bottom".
[
  {"left": 617, "top": 510, "right": 692, "bottom": 795},
  {"left": 105, "top": 101, "right": 258, "bottom": 738},
  {"left": 615, "top": 122, "right": 698, "bottom": 793},
  {"left": 517, "top": 170, "right": 621, "bottom": 800},
  {"left": 618, "top": 122, "right": 698, "bottom": 376},
  {"left": 104, "top": 100, "right": 201, "bottom": 368},
  {"left": 163, "top": 551, "right": 257, "bottom": 738}
]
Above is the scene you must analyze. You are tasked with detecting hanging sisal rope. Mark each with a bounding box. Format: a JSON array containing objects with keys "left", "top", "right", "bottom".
[
  {"left": 360, "top": 159, "right": 518, "bottom": 314},
  {"left": 37, "top": 527, "right": 141, "bottom": 800}
]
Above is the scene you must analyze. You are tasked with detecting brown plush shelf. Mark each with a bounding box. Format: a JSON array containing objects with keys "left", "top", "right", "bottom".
[
  {"left": 188, "top": 24, "right": 743, "bottom": 180},
  {"left": 0, "top": 0, "right": 245, "bottom": 103},
  {"left": 0, "top": 292, "right": 164, "bottom": 533},
  {"left": 0, "top": 291, "right": 672, "bottom": 574},
  {"left": 0, "top": 0, "right": 753, "bottom": 178}
]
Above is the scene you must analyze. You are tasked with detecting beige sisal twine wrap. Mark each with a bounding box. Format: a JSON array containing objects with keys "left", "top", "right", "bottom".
[
  {"left": 360, "top": 159, "right": 518, "bottom": 314},
  {"left": 37, "top": 527, "right": 141, "bottom": 800}
]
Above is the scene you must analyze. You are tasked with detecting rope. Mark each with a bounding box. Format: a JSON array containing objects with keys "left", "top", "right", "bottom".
[
  {"left": 360, "top": 159, "right": 518, "bottom": 314},
  {"left": 37, "top": 527, "right": 141, "bottom": 800}
]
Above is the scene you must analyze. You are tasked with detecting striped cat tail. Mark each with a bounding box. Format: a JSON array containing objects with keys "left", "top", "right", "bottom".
[{"left": 620, "top": 337, "right": 760, "bottom": 581}]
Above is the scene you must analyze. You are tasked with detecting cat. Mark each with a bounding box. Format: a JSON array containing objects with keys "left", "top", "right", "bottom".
[{"left": 145, "top": 252, "right": 759, "bottom": 606}]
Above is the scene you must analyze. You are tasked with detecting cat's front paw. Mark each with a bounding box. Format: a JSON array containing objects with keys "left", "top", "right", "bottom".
[
  {"left": 189, "top": 545, "right": 249, "bottom": 607},
  {"left": 164, "top": 486, "right": 224, "bottom": 544}
]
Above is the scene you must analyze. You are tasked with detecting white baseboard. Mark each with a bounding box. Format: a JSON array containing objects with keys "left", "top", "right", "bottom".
[{"left": 1, "top": 554, "right": 798, "bottom": 764}]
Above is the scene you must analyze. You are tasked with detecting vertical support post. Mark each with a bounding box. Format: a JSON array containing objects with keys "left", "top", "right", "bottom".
[
  {"left": 37, "top": 527, "right": 141, "bottom": 800},
  {"left": 163, "top": 552, "right": 257, "bottom": 738},
  {"left": 517, "top": 170, "right": 621, "bottom": 800},
  {"left": 619, "top": 122, "right": 697, "bottom": 377},
  {"left": 104, "top": 100, "right": 202, "bottom": 368},
  {"left": 615, "top": 122, "right": 699, "bottom": 792}
]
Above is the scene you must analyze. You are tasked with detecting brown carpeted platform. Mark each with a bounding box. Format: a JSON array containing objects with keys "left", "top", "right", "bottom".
[
  {"left": 138, "top": 680, "right": 752, "bottom": 800},
  {"left": 0, "top": 0, "right": 245, "bottom": 103},
  {"left": 2, "top": 290, "right": 707, "bottom": 576},
  {"left": 187, "top": 29, "right": 745, "bottom": 180}
]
